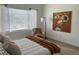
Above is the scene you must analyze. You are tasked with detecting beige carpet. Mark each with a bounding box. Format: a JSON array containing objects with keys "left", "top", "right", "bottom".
[{"left": 48, "top": 39, "right": 79, "bottom": 55}]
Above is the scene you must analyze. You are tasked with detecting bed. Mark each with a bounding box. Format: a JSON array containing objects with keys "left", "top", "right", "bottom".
[
  {"left": 12, "top": 36, "right": 60, "bottom": 55},
  {"left": 0, "top": 34, "right": 60, "bottom": 55},
  {"left": 13, "top": 38, "right": 51, "bottom": 55}
]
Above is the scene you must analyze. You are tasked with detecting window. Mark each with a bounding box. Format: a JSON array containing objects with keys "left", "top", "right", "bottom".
[{"left": 8, "top": 8, "right": 37, "bottom": 31}]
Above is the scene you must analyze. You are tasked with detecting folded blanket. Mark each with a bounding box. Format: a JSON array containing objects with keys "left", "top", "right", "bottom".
[{"left": 26, "top": 36, "right": 60, "bottom": 54}]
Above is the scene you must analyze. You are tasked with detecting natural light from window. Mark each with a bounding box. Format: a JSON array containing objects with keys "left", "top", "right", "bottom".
[{"left": 8, "top": 8, "right": 37, "bottom": 31}]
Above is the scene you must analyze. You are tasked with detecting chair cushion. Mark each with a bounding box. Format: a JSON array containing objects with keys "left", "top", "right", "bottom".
[{"left": 35, "top": 34, "right": 44, "bottom": 38}]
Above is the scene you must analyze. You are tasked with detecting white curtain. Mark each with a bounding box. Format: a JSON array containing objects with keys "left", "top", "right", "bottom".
[{"left": 2, "top": 6, "right": 37, "bottom": 32}]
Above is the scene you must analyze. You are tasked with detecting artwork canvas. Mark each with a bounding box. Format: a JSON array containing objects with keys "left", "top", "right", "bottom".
[{"left": 53, "top": 11, "right": 72, "bottom": 33}]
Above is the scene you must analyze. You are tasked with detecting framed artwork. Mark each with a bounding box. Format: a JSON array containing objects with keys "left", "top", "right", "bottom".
[{"left": 53, "top": 11, "right": 72, "bottom": 33}]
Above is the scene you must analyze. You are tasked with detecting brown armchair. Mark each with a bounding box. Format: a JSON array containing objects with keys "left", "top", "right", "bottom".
[{"left": 32, "top": 28, "right": 44, "bottom": 38}]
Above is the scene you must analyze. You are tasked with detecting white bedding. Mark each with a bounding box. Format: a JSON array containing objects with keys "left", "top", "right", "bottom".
[{"left": 13, "top": 38, "right": 51, "bottom": 55}]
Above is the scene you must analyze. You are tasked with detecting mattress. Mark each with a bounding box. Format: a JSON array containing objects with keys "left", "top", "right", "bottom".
[{"left": 13, "top": 38, "right": 51, "bottom": 55}]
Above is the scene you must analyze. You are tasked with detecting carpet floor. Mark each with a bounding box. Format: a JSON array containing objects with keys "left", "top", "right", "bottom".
[{"left": 48, "top": 39, "right": 79, "bottom": 55}]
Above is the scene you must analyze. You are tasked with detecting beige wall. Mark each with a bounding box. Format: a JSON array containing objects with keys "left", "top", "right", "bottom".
[
  {"left": 43, "top": 4, "right": 79, "bottom": 47},
  {"left": 0, "top": 5, "right": 2, "bottom": 32},
  {"left": 0, "top": 5, "right": 1, "bottom": 32}
]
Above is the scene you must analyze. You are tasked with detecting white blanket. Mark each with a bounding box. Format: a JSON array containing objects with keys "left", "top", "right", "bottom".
[{"left": 13, "top": 38, "right": 51, "bottom": 55}]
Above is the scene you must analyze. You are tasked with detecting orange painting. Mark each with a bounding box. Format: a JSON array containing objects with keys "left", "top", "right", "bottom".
[{"left": 53, "top": 11, "right": 72, "bottom": 33}]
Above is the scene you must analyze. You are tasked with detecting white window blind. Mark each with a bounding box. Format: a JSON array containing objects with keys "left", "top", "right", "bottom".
[{"left": 8, "top": 8, "right": 37, "bottom": 31}]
